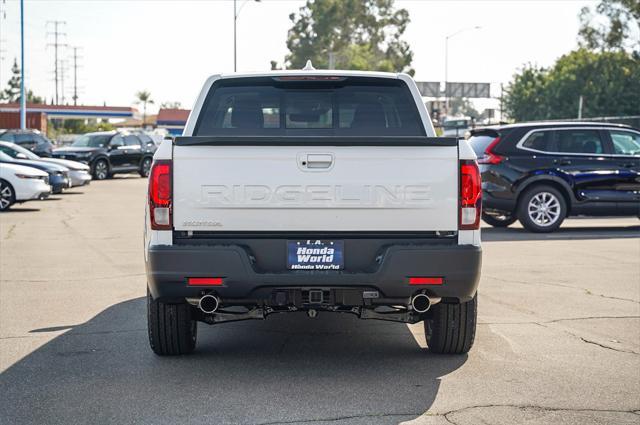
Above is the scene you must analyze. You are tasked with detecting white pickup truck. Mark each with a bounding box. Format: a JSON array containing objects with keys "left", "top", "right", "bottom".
[{"left": 144, "top": 69, "right": 482, "bottom": 356}]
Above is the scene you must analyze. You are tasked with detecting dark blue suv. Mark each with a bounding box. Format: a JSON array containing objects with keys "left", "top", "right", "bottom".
[{"left": 469, "top": 122, "right": 640, "bottom": 232}]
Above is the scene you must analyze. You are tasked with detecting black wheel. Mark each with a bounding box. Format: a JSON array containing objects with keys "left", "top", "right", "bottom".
[
  {"left": 517, "top": 185, "right": 567, "bottom": 233},
  {"left": 481, "top": 212, "right": 517, "bottom": 227},
  {"left": 139, "top": 157, "right": 152, "bottom": 177},
  {"left": 425, "top": 294, "right": 477, "bottom": 354},
  {"left": 147, "top": 289, "right": 197, "bottom": 356},
  {"left": 92, "top": 159, "right": 109, "bottom": 180},
  {"left": 0, "top": 179, "right": 16, "bottom": 211}
]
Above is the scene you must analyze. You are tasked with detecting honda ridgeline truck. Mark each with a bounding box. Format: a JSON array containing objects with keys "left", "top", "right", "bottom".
[{"left": 144, "top": 69, "right": 482, "bottom": 356}]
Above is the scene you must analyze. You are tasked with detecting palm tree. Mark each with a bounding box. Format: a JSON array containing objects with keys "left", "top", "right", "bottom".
[{"left": 135, "top": 90, "right": 154, "bottom": 128}]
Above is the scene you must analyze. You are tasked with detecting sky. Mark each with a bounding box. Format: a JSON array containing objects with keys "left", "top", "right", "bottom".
[{"left": 0, "top": 0, "right": 599, "bottom": 113}]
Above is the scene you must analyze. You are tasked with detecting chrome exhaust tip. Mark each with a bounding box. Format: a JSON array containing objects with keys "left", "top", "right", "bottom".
[
  {"left": 198, "top": 294, "right": 220, "bottom": 314},
  {"left": 411, "top": 294, "right": 431, "bottom": 313}
]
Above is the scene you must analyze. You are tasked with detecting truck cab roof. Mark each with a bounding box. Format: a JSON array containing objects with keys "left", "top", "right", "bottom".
[{"left": 213, "top": 69, "right": 407, "bottom": 81}]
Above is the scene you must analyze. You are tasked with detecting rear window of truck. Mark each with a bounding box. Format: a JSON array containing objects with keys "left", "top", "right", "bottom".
[{"left": 193, "top": 77, "right": 425, "bottom": 137}]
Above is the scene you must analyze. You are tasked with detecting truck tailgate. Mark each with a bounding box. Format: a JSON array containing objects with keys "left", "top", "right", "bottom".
[{"left": 173, "top": 144, "right": 458, "bottom": 232}]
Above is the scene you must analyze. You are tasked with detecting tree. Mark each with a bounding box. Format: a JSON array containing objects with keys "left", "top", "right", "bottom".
[
  {"left": 160, "top": 101, "right": 182, "bottom": 109},
  {"left": 448, "top": 98, "right": 480, "bottom": 119},
  {"left": 25, "top": 91, "right": 43, "bottom": 104},
  {"left": 504, "top": 49, "right": 640, "bottom": 121},
  {"left": 279, "top": 0, "right": 414, "bottom": 74},
  {"left": 2, "top": 59, "right": 21, "bottom": 102},
  {"left": 578, "top": 0, "right": 640, "bottom": 53},
  {"left": 60, "top": 119, "right": 114, "bottom": 134},
  {"left": 135, "top": 90, "right": 154, "bottom": 126},
  {"left": 503, "top": 64, "right": 550, "bottom": 121},
  {"left": 1, "top": 58, "right": 43, "bottom": 103}
]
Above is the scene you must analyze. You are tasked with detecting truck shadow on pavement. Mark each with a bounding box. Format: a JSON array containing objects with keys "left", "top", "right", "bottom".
[
  {"left": 482, "top": 225, "right": 640, "bottom": 242},
  {"left": 1, "top": 297, "right": 467, "bottom": 425}
]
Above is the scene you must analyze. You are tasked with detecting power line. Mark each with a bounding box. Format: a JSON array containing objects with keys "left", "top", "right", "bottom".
[{"left": 46, "top": 20, "right": 67, "bottom": 105}]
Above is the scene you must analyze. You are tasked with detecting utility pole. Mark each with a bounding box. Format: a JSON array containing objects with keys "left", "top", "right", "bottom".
[
  {"left": 578, "top": 95, "right": 584, "bottom": 119},
  {"left": 499, "top": 83, "right": 504, "bottom": 123},
  {"left": 59, "top": 59, "right": 67, "bottom": 104},
  {"left": 46, "top": 20, "right": 66, "bottom": 105},
  {"left": 71, "top": 46, "right": 81, "bottom": 105}
]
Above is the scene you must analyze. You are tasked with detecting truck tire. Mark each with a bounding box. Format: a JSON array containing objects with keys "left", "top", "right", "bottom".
[
  {"left": 147, "top": 289, "right": 197, "bottom": 355},
  {"left": 425, "top": 294, "right": 477, "bottom": 354},
  {"left": 517, "top": 185, "right": 567, "bottom": 233},
  {"left": 481, "top": 212, "right": 517, "bottom": 227}
]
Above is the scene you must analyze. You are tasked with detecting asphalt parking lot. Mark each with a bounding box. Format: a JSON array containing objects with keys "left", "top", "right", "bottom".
[{"left": 0, "top": 177, "right": 638, "bottom": 425}]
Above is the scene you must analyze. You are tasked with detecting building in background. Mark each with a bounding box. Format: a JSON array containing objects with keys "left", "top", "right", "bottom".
[
  {"left": 0, "top": 111, "right": 48, "bottom": 132},
  {"left": 112, "top": 115, "right": 157, "bottom": 130},
  {"left": 0, "top": 103, "right": 137, "bottom": 121},
  {"left": 156, "top": 108, "right": 190, "bottom": 136}
]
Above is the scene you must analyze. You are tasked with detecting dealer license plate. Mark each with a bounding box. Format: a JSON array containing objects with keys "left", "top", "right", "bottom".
[{"left": 287, "top": 240, "right": 344, "bottom": 270}]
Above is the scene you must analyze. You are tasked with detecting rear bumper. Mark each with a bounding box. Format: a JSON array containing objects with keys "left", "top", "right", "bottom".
[
  {"left": 483, "top": 190, "right": 517, "bottom": 214},
  {"left": 146, "top": 243, "right": 482, "bottom": 303}
]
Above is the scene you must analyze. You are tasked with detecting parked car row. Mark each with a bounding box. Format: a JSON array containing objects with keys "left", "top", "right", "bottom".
[
  {"left": 470, "top": 122, "right": 640, "bottom": 232},
  {"left": 0, "top": 129, "right": 157, "bottom": 211}
]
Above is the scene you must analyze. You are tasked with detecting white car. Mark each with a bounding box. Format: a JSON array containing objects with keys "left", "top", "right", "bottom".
[
  {"left": 0, "top": 141, "right": 92, "bottom": 187},
  {"left": 144, "top": 68, "right": 482, "bottom": 356},
  {"left": 0, "top": 162, "right": 51, "bottom": 211}
]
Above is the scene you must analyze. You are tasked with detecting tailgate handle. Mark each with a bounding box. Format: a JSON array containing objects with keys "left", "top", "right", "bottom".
[{"left": 305, "top": 154, "right": 333, "bottom": 169}]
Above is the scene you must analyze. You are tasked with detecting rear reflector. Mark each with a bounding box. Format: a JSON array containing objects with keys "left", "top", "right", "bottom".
[
  {"left": 188, "top": 277, "right": 223, "bottom": 286},
  {"left": 459, "top": 160, "right": 482, "bottom": 230},
  {"left": 409, "top": 277, "right": 443, "bottom": 285}
]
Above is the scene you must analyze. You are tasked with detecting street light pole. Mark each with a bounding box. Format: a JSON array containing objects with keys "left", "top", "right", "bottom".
[
  {"left": 233, "top": 0, "right": 237, "bottom": 72},
  {"left": 444, "top": 26, "right": 481, "bottom": 117},
  {"left": 234, "top": 0, "right": 260, "bottom": 72},
  {"left": 19, "top": 0, "right": 25, "bottom": 129},
  {"left": 444, "top": 35, "right": 449, "bottom": 115}
]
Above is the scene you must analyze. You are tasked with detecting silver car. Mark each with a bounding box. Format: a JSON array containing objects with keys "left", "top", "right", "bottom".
[{"left": 0, "top": 141, "right": 92, "bottom": 187}]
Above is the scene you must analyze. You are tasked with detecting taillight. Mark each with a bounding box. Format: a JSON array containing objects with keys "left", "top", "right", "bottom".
[
  {"left": 149, "top": 160, "right": 172, "bottom": 230},
  {"left": 477, "top": 137, "right": 504, "bottom": 164},
  {"left": 460, "top": 160, "right": 481, "bottom": 230}
]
